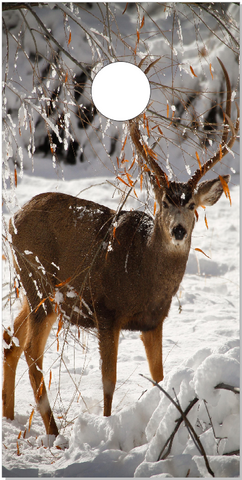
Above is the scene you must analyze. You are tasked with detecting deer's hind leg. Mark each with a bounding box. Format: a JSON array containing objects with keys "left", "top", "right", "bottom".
[
  {"left": 24, "top": 310, "right": 58, "bottom": 436},
  {"left": 98, "top": 317, "right": 120, "bottom": 417},
  {"left": 3, "top": 297, "right": 29, "bottom": 420}
]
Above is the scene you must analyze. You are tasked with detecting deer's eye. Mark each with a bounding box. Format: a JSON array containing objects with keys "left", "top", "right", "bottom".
[
  {"left": 188, "top": 202, "right": 195, "bottom": 211},
  {"left": 162, "top": 201, "right": 169, "bottom": 209}
]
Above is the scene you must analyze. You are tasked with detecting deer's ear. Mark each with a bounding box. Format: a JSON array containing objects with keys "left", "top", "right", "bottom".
[{"left": 194, "top": 175, "right": 230, "bottom": 207}]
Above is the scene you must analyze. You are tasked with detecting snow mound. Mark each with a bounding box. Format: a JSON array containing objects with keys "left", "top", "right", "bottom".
[{"left": 4, "top": 341, "right": 239, "bottom": 477}]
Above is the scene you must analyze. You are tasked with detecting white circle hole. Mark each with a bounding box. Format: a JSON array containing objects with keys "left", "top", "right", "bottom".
[{"left": 91, "top": 62, "right": 150, "bottom": 121}]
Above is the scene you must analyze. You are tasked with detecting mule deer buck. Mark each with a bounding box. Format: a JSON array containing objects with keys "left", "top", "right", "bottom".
[{"left": 3, "top": 59, "right": 239, "bottom": 437}]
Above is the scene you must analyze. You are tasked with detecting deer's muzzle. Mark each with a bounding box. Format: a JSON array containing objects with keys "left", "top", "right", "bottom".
[{"left": 172, "top": 224, "right": 187, "bottom": 241}]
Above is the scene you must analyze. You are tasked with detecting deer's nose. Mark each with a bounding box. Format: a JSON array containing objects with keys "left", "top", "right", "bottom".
[{"left": 172, "top": 224, "right": 187, "bottom": 241}]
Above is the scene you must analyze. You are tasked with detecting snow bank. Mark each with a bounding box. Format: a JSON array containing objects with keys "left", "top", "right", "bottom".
[
  {"left": 47, "top": 340, "right": 240, "bottom": 478},
  {"left": 3, "top": 341, "right": 239, "bottom": 477}
]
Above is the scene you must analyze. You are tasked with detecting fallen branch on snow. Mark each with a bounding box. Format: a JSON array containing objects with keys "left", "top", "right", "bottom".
[{"left": 140, "top": 374, "right": 215, "bottom": 478}]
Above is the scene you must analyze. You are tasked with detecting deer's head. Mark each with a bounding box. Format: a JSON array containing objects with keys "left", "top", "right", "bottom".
[
  {"left": 129, "top": 58, "right": 239, "bottom": 249},
  {"left": 154, "top": 175, "right": 230, "bottom": 248}
]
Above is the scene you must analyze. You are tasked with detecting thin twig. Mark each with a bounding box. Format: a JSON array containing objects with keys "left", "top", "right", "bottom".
[
  {"left": 158, "top": 397, "right": 199, "bottom": 460},
  {"left": 140, "top": 374, "right": 215, "bottom": 478},
  {"left": 23, "top": 4, "right": 91, "bottom": 80}
]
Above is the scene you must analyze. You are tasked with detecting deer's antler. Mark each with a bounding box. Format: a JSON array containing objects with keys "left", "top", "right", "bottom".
[
  {"left": 129, "top": 119, "right": 169, "bottom": 188},
  {"left": 187, "top": 58, "right": 240, "bottom": 189},
  {"left": 129, "top": 59, "right": 239, "bottom": 192}
]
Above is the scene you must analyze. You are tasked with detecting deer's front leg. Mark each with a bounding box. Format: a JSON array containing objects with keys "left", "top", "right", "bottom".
[
  {"left": 141, "top": 321, "right": 164, "bottom": 383},
  {"left": 98, "top": 323, "right": 120, "bottom": 417}
]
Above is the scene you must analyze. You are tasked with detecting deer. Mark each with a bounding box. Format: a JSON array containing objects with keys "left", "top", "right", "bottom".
[{"left": 3, "top": 59, "right": 239, "bottom": 437}]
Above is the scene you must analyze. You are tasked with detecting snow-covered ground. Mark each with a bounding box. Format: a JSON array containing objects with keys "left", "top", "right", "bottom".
[
  {"left": 2, "top": 3, "right": 240, "bottom": 478},
  {"left": 2, "top": 159, "right": 240, "bottom": 478}
]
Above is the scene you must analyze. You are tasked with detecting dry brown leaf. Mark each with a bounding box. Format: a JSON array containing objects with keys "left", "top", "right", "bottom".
[
  {"left": 55, "top": 277, "right": 71, "bottom": 287},
  {"left": 195, "top": 248, "right": 210, "bottom": 259},
  {"left": 28, "top": 409, "right": 35, "bottom": 431},
  {"left": 195, "top": 151, "right": 202, "bottom": 172},
  {"left": 190, "top": 65, "right": 197, "bottom": 77},
  {"left": 219, "top": 175, "right": 232, "bottom": 205},
  {"left": 48, "top": 370, "right": 52, "bottom": 390}
]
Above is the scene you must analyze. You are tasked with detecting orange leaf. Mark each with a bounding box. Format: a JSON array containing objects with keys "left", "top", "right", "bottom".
[
  {"left": 153, "top": 201, "right": 157, "bottom": 216},
  {"left": 122, "top": 3, "right": 128, "bottom": 14},
  {"left": 125, "top": 172, "right": 133, "bottom": 187},
  {"left": 137, "top": 30, "right": 140, "bottom": 44},
  {"left": 121, "top": 136, "right": 127, "bottom": 151},
  {"left": 48, "top": 370, "right": 52, "bottom": 390},
  {"left": 116, "top": 156, "right": 120, "bottom": 169},
  {"left": 204, "top": 213, "right": 209, "bottom": 229},
  {"left": 18, "top": 431, "right": 22, "bottom": 440},
  {"left": 128, "top": 157, "right": 136, "bottom": 171},
  {"left": 55, "top": 277, "right": 71, "bottom": 287},
  {"left": 195, "top": 151, "right": 202, "bottom": 172},
  {"left": 35, "top": 297, "right": 47, "bottom": 313},
  {"left": 140, "top": 15, "right": 145, "bottom": 29},
  {"left": 68, "top": 31, "right": 72, "bottom": 45},
  {"left": 14, "top": 168, "right": 18, "bottom": 187},
  {"left": 28, "top": 408, "right": 35, "bottom": 431},
  {"left": 64, "top": 72, "right": 68, "bottom": 83},
  {"left": 146, "top": 145, "right": 157, "bottom": 160},
  {"left": 140, "top": 173, "right": 143, "bottom": 191},
  {"left": 219, "top": 175, "right": 232, "bottom": 206},
  {"left": 209, "top": 63, "right": 214, "bottom": 80},
  {"left": 158, "top": 126, "right": 163, "bottom": 136},
  {"left": 56, "top": 317, "right": 63, "bottom": 338},
  {"left": 190, "top": 66, "right": 197, "bottom": 77},
  {"left": 23, "top": 429, "right": 27, "bottom": 439},
  {"left": 117, "top": 176, "right": 130, "bottom": 187},
  {"left": 195, "top": 209, "right": 199, "bottom": 221},
  {"left": 195, "top": 248, "right": 210, "bottom": 259}
]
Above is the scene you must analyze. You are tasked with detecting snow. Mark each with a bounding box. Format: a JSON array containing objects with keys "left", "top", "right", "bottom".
[{"left": 2, "top": 3, "right": 240, "bottom": 479}]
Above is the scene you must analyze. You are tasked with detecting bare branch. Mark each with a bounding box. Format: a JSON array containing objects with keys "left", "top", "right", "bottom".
[
  {"left": 158, "top": 397, "right": 199, "bottom": 461},
  {"left": 215, "top": 383, "right": 240, "bottom": 394},
  {"left": 140, "top": 374, "right": 215, "bottom": 477}
]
